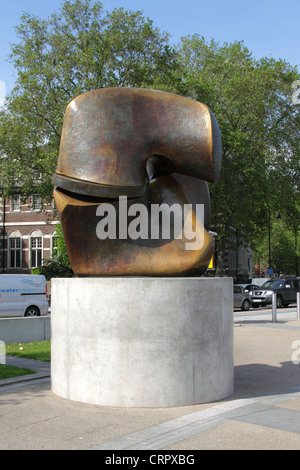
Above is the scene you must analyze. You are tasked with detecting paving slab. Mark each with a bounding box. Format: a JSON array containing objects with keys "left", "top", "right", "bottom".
[{"left": 0, "top": 320, "right": 300, "bottom": 450}]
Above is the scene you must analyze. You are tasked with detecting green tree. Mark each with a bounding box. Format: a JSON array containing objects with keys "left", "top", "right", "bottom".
[
  {"left": 33, "top": 224, "right": 73, "bottom": 279},
  {"left": 0, "top": 0, "right": 177, "bottom": 199},
  {"left": 1, "top": 5, "right": 299, "bottom": 276},
  {"left": 174, "top": 36, "right": 300, "bottom": 273}
]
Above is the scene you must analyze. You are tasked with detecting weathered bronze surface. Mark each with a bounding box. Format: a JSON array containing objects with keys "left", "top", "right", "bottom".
[{"left": 53, "top": 87, "right": 222, "bottom": 276}]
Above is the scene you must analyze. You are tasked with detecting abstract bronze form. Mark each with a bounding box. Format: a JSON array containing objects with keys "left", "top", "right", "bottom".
[{"left": 53, "top": 88, "right": 222, "bottom": 276}]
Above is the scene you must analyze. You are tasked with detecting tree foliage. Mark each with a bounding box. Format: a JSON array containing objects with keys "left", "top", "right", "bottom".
[
  {"left": 175, "top": 36, "right": 299, "bottom": 234},
  {"left": 33, "top": 224, "right": 73, "bottom": 279},
  {"left": 0, "top": 1, "right": 299, "bottom": 275},
  {"left": 0, "top": 0, "right": 176, "bottom": 199},
  {"left": 173, "top": 36, "right": 300, "bottom": 273}
]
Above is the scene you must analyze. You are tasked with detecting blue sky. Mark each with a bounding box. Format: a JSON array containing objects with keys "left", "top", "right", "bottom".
[{"left": 0, "top": 0, "right": 299, "bottom": 102}]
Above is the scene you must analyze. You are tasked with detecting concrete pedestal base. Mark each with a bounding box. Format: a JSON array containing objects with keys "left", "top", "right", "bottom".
[{"left": 51, "top": 277, "right": 234, "bottom": 407}]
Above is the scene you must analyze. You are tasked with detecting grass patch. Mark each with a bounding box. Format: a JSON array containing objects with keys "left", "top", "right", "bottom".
[
  {"left": 6, "top": 341, "right": 51, "bottom": 362},
  {"left": 0, "top": 364, "right": 36, "bottom": 380}
]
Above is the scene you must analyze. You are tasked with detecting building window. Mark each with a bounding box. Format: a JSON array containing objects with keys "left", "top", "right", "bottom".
[
  {"left": 9, "top": 238, "right": 21, "bottom": 268},
  {"left": 32, "top": 195, "right": 42, "bottom": 211},
  {"left": 31, "top": 237, "right": 42, "bottom": 268},
  {"left": 11, "top": 197, "right": 20, "bottom": 212},
  {"left": 52, "top": 236, "right": 59, "bottom": 257}
]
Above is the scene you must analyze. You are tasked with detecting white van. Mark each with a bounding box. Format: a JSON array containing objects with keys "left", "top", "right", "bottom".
[{"left": 0, "top": 275, "right": 49, "bottom": 317}]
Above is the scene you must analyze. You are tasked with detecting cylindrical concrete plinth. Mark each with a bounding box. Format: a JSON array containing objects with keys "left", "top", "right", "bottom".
[{"left": 51, "top": 277, "right": 234, "bottom": 407}]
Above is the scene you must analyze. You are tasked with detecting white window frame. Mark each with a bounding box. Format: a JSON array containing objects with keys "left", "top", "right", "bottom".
[
  {"left": 8, "top": 231, "right": 22, "bottom": 269},
  {"left": 32, "top": 194, "right": 42, "bottom": 211},
  {"left": 11, "top": 196, "right": 21, "bottom": 212},
  {"left": 29, "top": 230, "right": 43, "bottom": 268},
  {"left": 9, "top": 237, "right": 22, "bottom": 268},
  {"left": 51, "top": 235, "right": 59, "bottom": 257}
]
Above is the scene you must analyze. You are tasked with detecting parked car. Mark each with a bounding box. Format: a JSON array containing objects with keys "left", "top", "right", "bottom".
[
  {"left": 0, "top": 274, "right": 48, "bottom": 317},
  {"left": 233, "top": 285, "right": 251, "bottom": 311},
  {"left": 235, "top": 284, "right": 260, "bottom": 296},
  {"left": 251, "top": 278, "right": 300, "bottom": 308},
  {"left": 251, "top": 278, "right": 271, "bottom": 287}
]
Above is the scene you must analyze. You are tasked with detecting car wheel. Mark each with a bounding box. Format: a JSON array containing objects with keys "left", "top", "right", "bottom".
[
  {"left": 276, "top": 295, "right": 284, "bottom": 308},
  {"left": 24, "top": 306, "right": 40, "bottom": 317},
  {"left": 241, "top": 299, "right": 250, "bottom": 311}
]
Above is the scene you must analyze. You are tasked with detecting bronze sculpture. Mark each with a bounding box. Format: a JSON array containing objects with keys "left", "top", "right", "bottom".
[{"left": 53, "top": 88, "right": 222, "bottom": 276}]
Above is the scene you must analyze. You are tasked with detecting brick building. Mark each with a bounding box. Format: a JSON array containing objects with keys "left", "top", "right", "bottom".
[
  {"left": 0, "top": 194, "right": 253, "bottom": 281},
  {"left": 0, "top": 194, "right": 59, "bottom": 274}
]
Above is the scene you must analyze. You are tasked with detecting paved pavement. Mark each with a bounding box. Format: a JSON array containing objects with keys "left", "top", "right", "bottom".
[{"left": 1, "top": 319, "right": 300, "bottom": 450}]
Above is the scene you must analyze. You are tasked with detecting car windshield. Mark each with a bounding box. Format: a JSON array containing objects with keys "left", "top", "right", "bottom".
[
  {"left": 261, "top": 280, "right": 284, "bottom": 289},
  {"left": 234, "top": 286, "right": 242, "bottom": 293}
]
